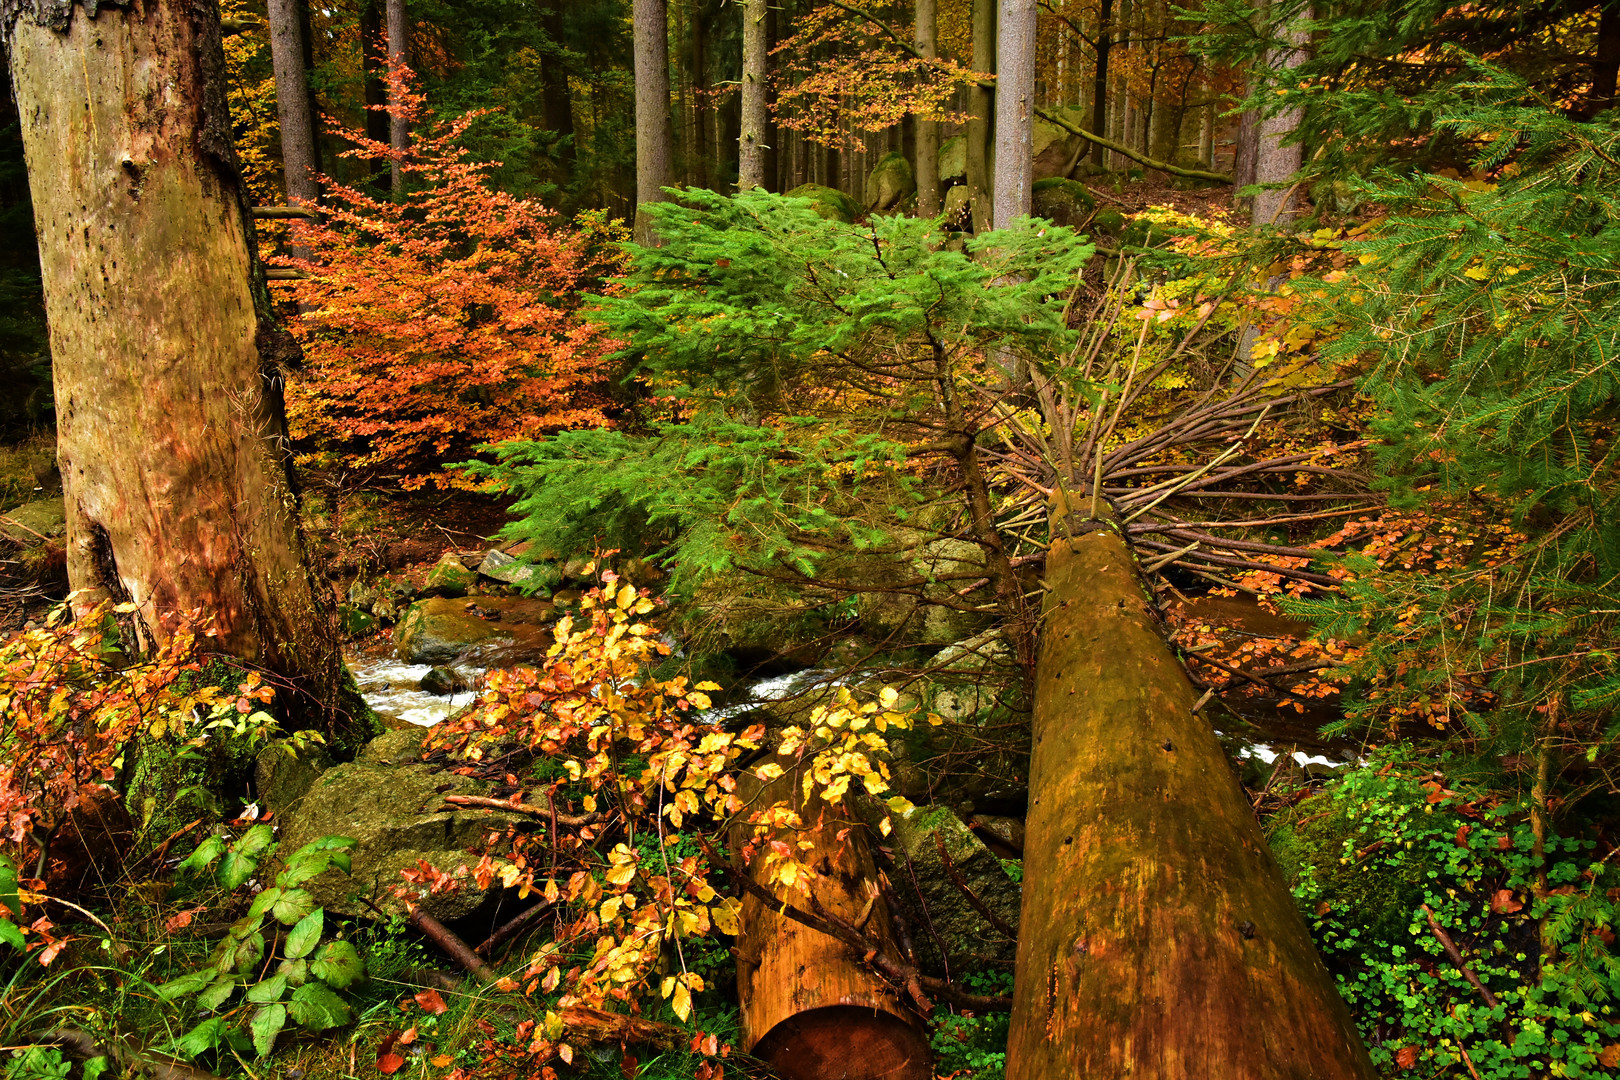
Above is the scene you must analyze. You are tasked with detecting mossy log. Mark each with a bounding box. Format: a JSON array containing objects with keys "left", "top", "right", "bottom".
[
  {"left": 1005, "top": 523, "right": 1376, "bottom": 1079},
  {"left": 734, "top": 760, "right": 931, "bottom": 1080}
]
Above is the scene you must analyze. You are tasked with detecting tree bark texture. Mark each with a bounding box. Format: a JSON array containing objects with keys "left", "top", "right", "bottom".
[
  {"left": 966, "top": 0, "right": 994, "bottom": 232},
  {"left": 386, "top": 0, "right": 407, "bottom": 198},
  {"left": 1005, "top": 523, "right": 1377, "bottom": 1080},
  {"left": 1250, "top": 8, "right": 1309, "bottom": 227},
  {"left": 991, "top": 0, "right": 1034, "bottom": 228},
  {"left": 632, "top": 0, "right": 673, "bottom": 244},
  {"left": 735, "top": 760, "right": 931, "bottom": 1080},
  {"left": 4, "top": 0, "right": 373, "bottom": 754},
  {"left": 913, "top": 0, "right": 939, "bottom": 217},
  {"left": 266, "top": 0, "right": 318, "bottom": 206},
  {"left": 360, "top": 0, "right": 390, "bottom": 149},
  {"left": 737, "top": 0, "right": 766, "bottom": 190},
  {"left": 1089, "top": 0, "right": 1112, "bottom": 167}
]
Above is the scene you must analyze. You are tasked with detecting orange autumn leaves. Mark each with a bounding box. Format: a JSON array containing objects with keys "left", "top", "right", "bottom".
[{"left": 273, "top": 69, "right": 621, "bottom": 489}]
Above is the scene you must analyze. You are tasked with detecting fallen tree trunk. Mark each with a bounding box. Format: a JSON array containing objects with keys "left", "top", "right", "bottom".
[
  {"left": 1006, "top": 521, "right": 1376, "bottom": 1079},
  {"left": 734, "top": 759, "right": 931, "bottom": 1080}
]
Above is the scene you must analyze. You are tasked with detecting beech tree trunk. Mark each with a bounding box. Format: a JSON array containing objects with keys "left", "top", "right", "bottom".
[
  {"left": 966, "top": 0, "right": 995, "bottom": 231},
  {"left": 913, "top": 0, "right": 940, "bottom": 217},
  {"left": 633, "top": 0, "right": 673, "bottom": 244},
  {"left": 361, "top": 0, "right": 391, "bottom": 151},
  {"left": 735, "top": 761, "right": 931, "bottom": 1080},
  {"left": 267, "top": 0, "right": 318, "bottom": 207},
  {"left": 738, "top": 0, "right": 766, "bottom": 190},
  {"left": 992, "top": 0, "right": 1034, "bottom": 228},
  {"left": 4, "top": 0, "right": 373, "bottom": 754},
  {"left": 1005, "top": 519, "right": 1376, "bottom": 1079},
  {"left": 386, "top": 0, "right": 408, "bottom": 198}
]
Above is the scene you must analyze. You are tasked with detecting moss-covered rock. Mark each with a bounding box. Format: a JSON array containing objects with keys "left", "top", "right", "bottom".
[
  {"left": 942, "top": 184, "right": 972, "bottom": 227},
  {"left": 0, "top": 496, "right": 64, "bottom": 544},
  {"left": 394, "top": 595, "right": 556, "bottom": 664},
  {"left": 1031, "top": 177, "right": 1096, "bottom": 229},
  {"left": 864, "top": 151, "right": 916, "bottom": 213},
  {"left": 1031, "top": 113, "right": 1085, "bottom": 181},
  {"left": 275, "top": 726, "right": 527, "bottom": 921},
  {"left": 855, "top": 538, "right": 995, "bottom": 646},
  {"left": 340, "top": 605, "right": 378, "bottom": 638},
  {"left": 785, "top": 183, "right": 863, "bottom": 223},
  {"left": 254, "top": 740, "right": 333, "bottom": 815},
  {"left": 422, "top": 553, "right": 476, "bottom": 598},
  {"left": 860, "top": 802, "right": 1021, "bottom": 975},
  {"left": 1267, "top": 794, "right": 1428, "bottom": 943},
  {"left": 939, "top": 134, "right": 967, "bottom": 184}
]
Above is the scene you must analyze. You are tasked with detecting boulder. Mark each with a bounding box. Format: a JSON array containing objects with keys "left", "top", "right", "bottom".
[
  {"left": 254, "top": 741, "right": 333, "bottom": 815},
  {"left": 0, "top": 496, "right": 65, "bottom": 544},
  {"left": 1031, "top": 113, "right": 1085, "bottom": 181},
  {"left": 422, "top": 552, "right": 476, "bottom": 598},
  {"left": 394, "top": 595, "right": 556, "bottom": 664},
  {"left": 864, "top": 151, "right": 916, "bottom": 213},
  {"left": 855, "top": 538, "right": 995, "bottom": 646},
  {"left": 274, "top": 727, "right": 527, "bottom": 921},
  {"left": 866, "top": 803, "right": 1021, "bottom": 975},
  {"left": 785, "top": 183, "right": 863, "bottom": 224},
  {"left": 1030, "top": 177, "right": 1096, "bottom": 229},
  {"left": 477, "top": 548, "right": 540, "bottom": 588},
  {"left": 419, "top": 666, "right": 464, "bottom": 696},
  {"left": 942, "top": 184, "right": 972, "bottom": 227},
  {"left": 938, "top": 134, "right": 967, "bottom": 184},
  {"left": 339, "top": 605, "right": 378, "bottom": 638}
]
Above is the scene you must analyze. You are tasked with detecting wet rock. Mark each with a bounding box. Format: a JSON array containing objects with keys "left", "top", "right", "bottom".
[
  {"left": 967, "top": 813, "right": 1025, "bottom": 858},
  {"left": 394, "top": 595, "right": 556, "bottom": 664},
  {"left": 786, "top": 183, "right": 863, "bottom": 223},
  {"left": 1031, "top": 177, "right": 1096, "bottom": 229},
  {"left": 419, "top": 666, "right": 464, "bottom": 696},
  {"left": 864, "top": 151, "right": 916, "bottom": 213},
  {"left": 275, "top": 726, "right": 526, "bottom": 921},
  {"left": 422, "top": 552, "right": 476, "bottom": 598},
  {"left": 477, "top": 548, "right": 539, "bottom": 587},
  {"left": 0, "top": 496, "right": 65, "bottom": 544}
]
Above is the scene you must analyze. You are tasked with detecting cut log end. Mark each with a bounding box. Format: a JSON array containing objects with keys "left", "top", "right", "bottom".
[{"left": 750, "top": 1006, "right": 931, "bottom": 1080}]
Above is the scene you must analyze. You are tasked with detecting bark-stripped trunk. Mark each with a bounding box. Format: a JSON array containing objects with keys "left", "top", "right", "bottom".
[
  {"left": 737, "top": 0, "right": 766, "bottom": 190},
  {"left": 991, "top": 0, "right": 1034, "bottom": 228},
  {"left": 4, "top": 0, "right": 374, "bottom": 755},
  {"left": 386, "top": 0, "right": 408, "bottom": 198},
  {"left": 913, "top": 0, "right": 940, "bottom": 217},
  {"left": 267, "top": 0, "right": 318, "bottom": 207},
  {"left": 735, "top": 760, "right": 931, "bottom": 1080},
  {"left": 633, "top": 0, "right": 673, "bottom": 244},
  {"left": 1005, "top": 520, "right": 1376, "bottom": 1080},
  {"left": 965, "top": 0, "right": 994, "bottom": 232}
]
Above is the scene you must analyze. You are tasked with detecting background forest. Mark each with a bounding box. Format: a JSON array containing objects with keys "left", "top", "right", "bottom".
[{"left": 3, "top": 2, "right": 1620, "bottom": 1080}]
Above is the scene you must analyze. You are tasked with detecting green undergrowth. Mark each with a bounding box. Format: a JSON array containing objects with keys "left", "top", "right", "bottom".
[{"left": 1268, "top": 747, "right": 1620, "bottom": 1078}]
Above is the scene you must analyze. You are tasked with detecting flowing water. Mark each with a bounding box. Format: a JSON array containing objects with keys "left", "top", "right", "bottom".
[{"left": 348, "top": 655, "right": 480, "bottom": 727}]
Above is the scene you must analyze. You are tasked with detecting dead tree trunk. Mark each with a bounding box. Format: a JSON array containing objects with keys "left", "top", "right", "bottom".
[
  {"left": 1004, "top": 519, "right": 1376, "bottom": 1079},
  {"left": 737, "top": 0, "right": 767, "bottom": 190},
  {"left": 735, "top": 760, "right": 931, "bottom": 1080},
  {"left": 4, "top": 0, "right": 374, "bottom": 754}
]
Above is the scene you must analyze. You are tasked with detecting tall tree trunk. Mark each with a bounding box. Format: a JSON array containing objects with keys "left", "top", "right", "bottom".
[
  {"left": 4, "top": 0, "right": 374, "bottom": 754},
  {"left": 738, "top": 0, "right": 767, "bottom": 189},
  {"left": 360, "top": 0, "right": 390, "bottom": 152},
  {"left": 1250, "top": 7, "right": 1308, "bottom": 226},
  {"left": 539, "top": 3, "right": 576, "bottom": 173},
  {"left": 267, "top": 0, "right": 319, "bottom": 208},
  {"left": 633, "top": 0, "right": 674, "bottom": 243},
  {"left": 966, "top": 0, "right": 995, "bottom": 231},
  {"left": 992, "top": 0, "right": 1034, "bottom": 228},
  {"left": 914, "top": 0, "right": 940, "bottom": 216},
  {"left": 1004, "top": 516, "right": 1378, "bottom": 1080},
  {"left": 690, "top": 0, "right": 709, "bottom": 189},
  {"left": 1089, "top": 0, "right": 1112, "bottom": 167},
  {"left": 734, "top": 760, "right": 931, "bottom": 1080},
  {"left": 386, "top": 0, "right": 408, "bottom": 198}
]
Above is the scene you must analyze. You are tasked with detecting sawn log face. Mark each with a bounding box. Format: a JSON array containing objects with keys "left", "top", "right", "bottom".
[{"left": 1006, "top": 527, "right": 1376, "bottom": 1080}]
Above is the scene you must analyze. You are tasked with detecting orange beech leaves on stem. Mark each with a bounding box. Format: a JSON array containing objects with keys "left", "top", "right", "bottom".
[{"left": 274, "top": 63, "right": 621, "bottom": 489}]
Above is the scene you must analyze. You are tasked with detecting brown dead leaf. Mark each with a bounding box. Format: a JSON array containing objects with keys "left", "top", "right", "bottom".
[
  {"left": 430, "top": 1057, "right": 454, "bottom": 1069},
  {"left": 376, "top": 1053, "right": 406, "bottom": 1075},
  {"left": 163, "top": 907, "right": 204, "bottom": 934},
  {"left": 1454, "top": 825, "right": 1471, "bottom": 847},
  {"left": 620, "top": 1052, "right": 639, "bottom": 1080},
  {"left": 1394, "top": 1045, "right": 1419, "bottom": 1069},
  {"left": 1497, "top": 834, "right": 1513, "bottom": 850},
  {"left": 399, "top": 1027, "right": 418, "bottom": 1046},
  {"left": 1491, "top": 889, "right": 1524, "bottom": 914},
  {"left": 1597, "top": 1043, "right": 1620, "bottom": 1069},
  {"left": 414, "top": 989, "right": 448, "bottom": 1015}
]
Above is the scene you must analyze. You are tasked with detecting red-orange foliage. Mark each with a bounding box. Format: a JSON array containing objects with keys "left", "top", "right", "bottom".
[{"left": 276, "top": 65, "right": 620, "bottom": 489}]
